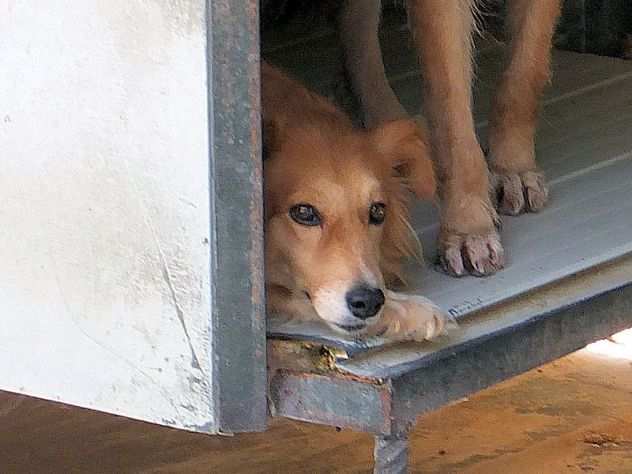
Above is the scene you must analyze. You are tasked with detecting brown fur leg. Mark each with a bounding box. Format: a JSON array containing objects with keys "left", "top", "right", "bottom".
[
  {"left": 338, "top": 0, "right": 408, "bottom": 128},
  {"left": 408, "top": 0, "right": 503, "bottom": 276},
  {"left": 488, "top": 0, "right": 561, "bottom": 215}
]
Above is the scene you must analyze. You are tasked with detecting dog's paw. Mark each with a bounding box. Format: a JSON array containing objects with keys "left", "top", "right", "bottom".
[
  {"left": 438, "top": 231, "right": 505, "bottom": 277},
  {"left": 379, "top": 291, "right": 455, "bottom": 342},
  {"left": 438, "top": 196, "right": 505, "bottom": 277},
  {"left": 493, "top": 169, "right": 548, "bottom": 216}
]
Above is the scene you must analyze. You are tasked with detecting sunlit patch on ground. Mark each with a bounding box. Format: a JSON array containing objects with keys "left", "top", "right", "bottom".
[{"left": 585, "top": 328, "right": 632, "bottom": 360}]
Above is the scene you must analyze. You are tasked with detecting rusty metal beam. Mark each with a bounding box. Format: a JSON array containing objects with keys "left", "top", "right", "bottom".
[
  {"left": 269, "top": 371, "right": 393, "bottom": 434},
  {"left": 208, "top": 0, "right": 266, "bottom": 433}
]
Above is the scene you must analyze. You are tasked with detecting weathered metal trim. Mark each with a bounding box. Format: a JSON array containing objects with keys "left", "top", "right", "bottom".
[
  {"left": 374, "top": 434, "right": 410, "bottom": 474},
  {"left": 208, "top": 0, "right": 267, "bottom": 432},
  {"left": 269, "top": 371, "right": 393, "bottom": 435},
  {"left": 389, "top": 277, "right": 632, "bottom": 432}
]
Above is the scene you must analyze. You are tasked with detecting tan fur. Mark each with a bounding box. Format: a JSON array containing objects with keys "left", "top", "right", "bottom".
[
  {"left": 338, "top": 0, "right": 561, "bottom": 276},
  {"left": 488, "top": 0, "right": 562, "bottom": 215},
  {"left": 338, "top": 0, "right": 408, "bottom": 128},
  {"left": 406, "top": 0, "right": 503, "bottom": 276},
  {"left": 262, "top": 62, "right": 446, "bottom": 341}
]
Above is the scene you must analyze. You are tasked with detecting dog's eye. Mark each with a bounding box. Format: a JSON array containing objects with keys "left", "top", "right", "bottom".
[
  {"left": 289, "top": 204, "right": 321, "bottom": 226},
  {"left": 369, "top": 202, "right": 386, "bottom": 225}
]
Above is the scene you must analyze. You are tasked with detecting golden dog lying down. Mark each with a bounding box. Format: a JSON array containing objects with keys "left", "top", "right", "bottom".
[{"left": 262, "top": 62, "right": 450, "bottom": 342}]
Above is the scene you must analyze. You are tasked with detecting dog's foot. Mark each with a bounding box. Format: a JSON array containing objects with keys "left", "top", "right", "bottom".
[
  {"left": 375, "top": 291, "right": 454, "bottom": 342},
  {"left": 439, "top": 231, "right": 504, "bottom": 277},
  {"left": 438, "top": 195, "right": 505, "bottom": 277},
  {"left": 493, "top": 169, "right": 548, "bottom": 215}
]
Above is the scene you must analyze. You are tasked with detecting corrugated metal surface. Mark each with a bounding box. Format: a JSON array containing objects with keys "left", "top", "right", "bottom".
[{"left": 266, "top": 15, "right": 632, "bottom": 357}]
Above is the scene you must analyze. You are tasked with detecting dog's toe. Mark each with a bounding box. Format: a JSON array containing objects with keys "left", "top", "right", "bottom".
[
  {"left": 382, "top": 291, "right": 454, "bottom": 342},
  {"left": 495, "top": 170, "right": 548, "bottom": 215},
  {"left": 464, "top": 234, "right": 504, "bottom": 276},
  {"left": 411, "top": 302, "right": 452, "bottom": 341},
  {"left": 442, "top": 244, "right": 466, "bottom": 276}
]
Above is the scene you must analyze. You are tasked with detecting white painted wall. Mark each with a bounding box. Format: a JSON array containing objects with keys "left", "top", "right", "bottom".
[{"left": 0, "top": 0, "right": 215, "bottom": 431}]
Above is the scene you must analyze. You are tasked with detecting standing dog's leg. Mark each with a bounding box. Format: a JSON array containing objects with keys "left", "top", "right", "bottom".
[
  {"left": 488, "top": 0, "right": 561, "bottom": 215},
  {"left": 408, "top": 0, "right": 503, "bottom": 276},
  {"left": 339, "top": 0, "right": 408, "bottom": 128}
]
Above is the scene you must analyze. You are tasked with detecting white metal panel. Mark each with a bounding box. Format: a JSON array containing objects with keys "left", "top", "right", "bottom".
[{"left": 0, "top": 1, "right": 215, "bottom": 431}]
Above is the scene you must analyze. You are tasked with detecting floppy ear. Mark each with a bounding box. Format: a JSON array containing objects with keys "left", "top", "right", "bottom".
[
  {"left": 262, "top": 114, "right": 286, "bottom": 159},
  {"left": 371, "top": 118, "right": 436, "bottom": 200},
  {"left": 261, "top": 61, "right": 290, "bottom": 157}
]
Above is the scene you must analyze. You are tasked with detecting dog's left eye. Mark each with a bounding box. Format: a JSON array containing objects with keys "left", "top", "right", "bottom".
[{"left": 369, "top": 203, "right": 386, "bottom": 225}]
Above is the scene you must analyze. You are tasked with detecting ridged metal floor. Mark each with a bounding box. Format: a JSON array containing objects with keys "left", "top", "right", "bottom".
[{"left": 264, "top": 11, "right": 632, "bottom": 363}]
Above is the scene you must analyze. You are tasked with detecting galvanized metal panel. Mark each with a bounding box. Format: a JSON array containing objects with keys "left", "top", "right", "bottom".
[
  {"left": 411, "top": 152, "right": 632, "bottom": 320},
  {"left": 209, "top": 0, "right": 267, "bottom": 433}
]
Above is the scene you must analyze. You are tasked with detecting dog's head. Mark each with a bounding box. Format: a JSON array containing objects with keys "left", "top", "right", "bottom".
[{"left": 264, "top": 117, "right": 435, "bottom": 334}]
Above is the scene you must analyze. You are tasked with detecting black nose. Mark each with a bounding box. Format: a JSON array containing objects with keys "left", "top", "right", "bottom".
[{"left": 346, "top": 285, "right": 385, "bottom": 320}]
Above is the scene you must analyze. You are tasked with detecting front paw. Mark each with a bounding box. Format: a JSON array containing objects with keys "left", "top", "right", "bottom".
[
  {"left": 492, "top": 169, "right": 548, "bottom": 215},
  {"left": 438, "top": 196, "right": 504, "bottom": 277},
  {"left": 377, "top": 291, "right": 454, "bottom": 342}
]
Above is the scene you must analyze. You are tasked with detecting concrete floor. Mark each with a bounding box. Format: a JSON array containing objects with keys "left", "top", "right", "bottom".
[{"left": 2, "top": 331, "right": 632, "bottom": 473}]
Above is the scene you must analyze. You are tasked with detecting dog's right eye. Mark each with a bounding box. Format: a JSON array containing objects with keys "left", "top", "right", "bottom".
[{"left": 289, "top": 204, "right": 321, "bottom": 226}]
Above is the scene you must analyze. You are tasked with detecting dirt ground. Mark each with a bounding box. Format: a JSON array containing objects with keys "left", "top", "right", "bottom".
[{"left": 3, "top": 330, "right": 632, "bottom": 473}]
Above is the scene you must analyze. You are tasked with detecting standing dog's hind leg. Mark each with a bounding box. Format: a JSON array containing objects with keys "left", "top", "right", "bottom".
[
  {"left": 488, "top": 0, "right": 562, "bottom": 215},
  {"left": 338, "top": 0, "right": 408, "bottom": 128}
]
